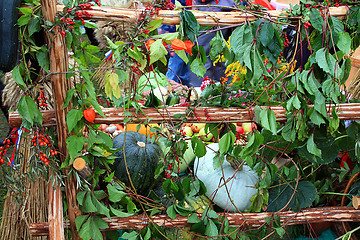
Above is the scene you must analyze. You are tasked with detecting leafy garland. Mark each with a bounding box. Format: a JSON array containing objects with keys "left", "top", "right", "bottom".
[{"left": 5, "top": 0, "right": 360, "bottom": 239}]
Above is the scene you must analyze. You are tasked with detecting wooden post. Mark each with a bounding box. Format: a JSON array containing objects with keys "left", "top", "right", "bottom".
[
  {"left": 48, "top": 182, "right": 64, "bottom": 239},
  {"left": 40, "top": 0, "right": 81, "bottom": 239}
]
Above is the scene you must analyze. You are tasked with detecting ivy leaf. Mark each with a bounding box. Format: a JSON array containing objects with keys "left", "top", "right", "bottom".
[
  {"left": 36, "top": 49, "right": 50, "bottom": 72},
  {"left": 75, "top": 215, "right": 89, "bottom": 233},
  {"left": 148, "top": 19, "right": 163, "bottom": 32},
  {"left": 240, "top": 132, "right": 263, "bottom": 158},
  {"left": 174, "top": 49, "right": 189, "bottom": 64},
  {"left": 307, "top": 134, "right": 322, "bottom": 158}
]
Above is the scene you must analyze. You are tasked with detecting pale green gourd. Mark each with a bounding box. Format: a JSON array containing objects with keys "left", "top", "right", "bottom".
[{"left": 194, "top": 143, "right": 259, "bottom": 212}]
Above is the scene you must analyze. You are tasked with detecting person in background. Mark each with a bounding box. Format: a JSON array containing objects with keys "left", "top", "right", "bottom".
[
  {"left": 161, "top": 0, "right": 193, "bottom": 87},
  {"left": 188, "top": 0, "right": 236, "bottom": 87}
]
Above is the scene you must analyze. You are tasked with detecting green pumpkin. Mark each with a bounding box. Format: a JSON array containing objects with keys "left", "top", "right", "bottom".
[{"left": 112, "top": 131, "right": 163, "bottom": 194}]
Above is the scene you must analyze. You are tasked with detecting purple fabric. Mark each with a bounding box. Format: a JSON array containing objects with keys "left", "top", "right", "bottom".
[{"left": 194, "top": 0, "right": 235, "bottom": 12}]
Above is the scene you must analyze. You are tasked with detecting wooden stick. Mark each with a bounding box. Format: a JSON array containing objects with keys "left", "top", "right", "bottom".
[
  {"left": 56, "top": 5, "right": 348, "bottom": 26},
  {"left": 40, "top": 0, "right": 81, "bottom": 239},
  {"left": 30, "top": 206, "right": 360, "bottom": 236},
  {"left": 9, "top": 103, "right": 360, "bottom": 127},
  {"left": 73, "top": 157, "right": 92, "bottom": 179}
]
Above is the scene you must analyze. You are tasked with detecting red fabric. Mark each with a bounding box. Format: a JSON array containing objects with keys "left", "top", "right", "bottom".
[{"left": 252, "top": 0, "right": 276, "bottom": 10}]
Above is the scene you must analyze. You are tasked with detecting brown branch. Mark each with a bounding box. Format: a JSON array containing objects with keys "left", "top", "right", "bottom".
[
  {"left": 55, "top": 5, "right": 347, "bottom": 27},
  {"left": 9, "top": 103, "right": 360, "bottom": 128},
  {"left": 30, "top": 206, "right": 360, "bottom": 236}
]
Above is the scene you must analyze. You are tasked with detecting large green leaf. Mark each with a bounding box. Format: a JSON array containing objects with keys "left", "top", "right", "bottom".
[{"left": 267, "top": 181, "right": 317, "bottom": 212}]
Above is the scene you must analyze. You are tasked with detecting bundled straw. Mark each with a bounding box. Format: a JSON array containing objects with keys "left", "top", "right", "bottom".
[{"left": 0, "top": 134, "right": 48, "bottom": 240}]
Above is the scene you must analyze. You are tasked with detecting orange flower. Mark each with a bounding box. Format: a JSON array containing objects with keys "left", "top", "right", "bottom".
[
  {"left": 171, "top": 39, "right": 194, "bottom": 56},
  {"left": 184, "top": 40, "right": 194, "bottom": 55},
  {"left": 171, "top": 39, "right": 186, "bottom": 51},
  {"left": 146, "top": 39, "right": 155, "bottom": 50}
]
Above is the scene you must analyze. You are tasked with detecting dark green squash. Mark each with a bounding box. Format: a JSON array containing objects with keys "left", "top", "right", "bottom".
[{"left": 112, "top": 131, "right": 163, "bottom": 194}]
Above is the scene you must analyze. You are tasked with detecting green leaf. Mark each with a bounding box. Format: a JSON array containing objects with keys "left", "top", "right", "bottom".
[
  {"left": 83, "top": 192, "right": 98, "bottom": 213},
  {"left": 174, "top": 49, "right": 189, "bottom": 64},
  {"left": 78, "top": 217, "right": 92, "bottom": 240},
  {"left": 93, "top": 215, "right": 108, "bottom": 229},
  {"left": 148, "top": 19, "right": 163, "bottom": 32},
  {"left": 75, "top": 215, "right": 89, "bottom": 232},
  {"left": 191, "top": 137, "right": 206, "bottom": 158},
  {"left": 149, "top": 39, "right": 168, "bottom": 65},
  {"left": 28, "top": 17, "right": 41, "bottom": 36},
  {"left": 66, "top": 135, "right": 86, "bottom": 160},
  {"left": 205, "top": 219, "right": 218, "bottom": 237},
  {"left": 315, "top": 48, "right": 331, "bottom": 74},
  {"left": 310, "top": 8, "right": 324, "bottom": 32},
  {"left": 12, "top": 64, "right": 27, "bottom": 89},
  {"left": 110, "top": 205, "right": 133, "bottom": 217},
  {"left": 190, "top": 57, "right": 206, "bottom": 77},
  {"left": 260, "top": 108, "right": 277, "bottom": 135},
  {"left": 66, "top": 109, "right": 83, "bottom": 133},
  {"left": 167, "top": 205, "right": 177, "bottom": 219},
  {"left": 188, "top": 213, "right": 201, "bottom": 223},
  {"left": 259, "top": 22, "right": 274, "bottom": 47},
  {"left": 307, "top": 134, "right": 322, "bottom": 157},
  {"left": 267, "top": 181, "right": 317, "bottom": 212},
  {"left": 219, "top": 132, "right": 235, "bottom": 154},
  {"left": 337, "top": 32, "right": 351, "bottom": 55},
  {"left": 107, "top": 182, "right": 126, "bottom": 202}
]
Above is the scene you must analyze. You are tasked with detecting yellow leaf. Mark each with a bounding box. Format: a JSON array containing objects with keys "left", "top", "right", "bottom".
[
  {"left": 103, "top": 150, "right": 112, "bottom": 157},
  {"left": 108, "top": 73, "right": 119, "bottom": 89},
  {"left": 104, "top": 81, "right": 113, "bottom": 99},
  {"left": 113, "top": 86, "right": 122, "bottom": 99}
]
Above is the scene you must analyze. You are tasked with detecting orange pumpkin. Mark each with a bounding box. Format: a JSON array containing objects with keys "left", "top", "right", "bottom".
[{"left": 125, "top": 123, "right": 159, "bottom": 137}]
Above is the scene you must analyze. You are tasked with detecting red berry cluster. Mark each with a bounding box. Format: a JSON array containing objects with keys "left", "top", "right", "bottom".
[
  {"left": 0, "top": 139, "right": 11, "bottom": 165},
  {"left": 283, "top": 33, "right": 290, "bottom": 48},
  {"left": 60, "top": 17, "right": 76, "bottom": 30},
  {"left": 164, "top": 148, "right": 181, "bottom": 179},
  {"left": 36, "top": 89, "right": 48, "bottom": 109},
  {"left": 204, "top": 108, "right": 212, "bottom": 121},
  {"left": 78, "top": 3, "right": 93, "bottom": 10},
  {"left": 32, "top": 131, "right": 58, "bottom": 165},
  {"left": 192, "top": 111, "right": 201, "bottom": 122},
  {"left": 304, "top": 22, "right": 312, "bottom": 29},
  {"left": 31, "top": 131, "right": 51, "bottom": 147},
  {"left": 95, "top": 0, "right": 101, "bottom": 6}
]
